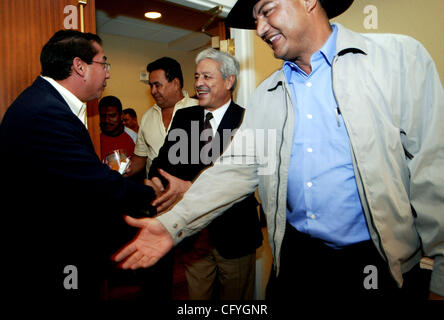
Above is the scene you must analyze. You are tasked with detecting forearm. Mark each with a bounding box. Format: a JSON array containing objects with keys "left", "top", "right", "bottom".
[{"left": 157, "top": 161, "right": 258, "bottom": 245}]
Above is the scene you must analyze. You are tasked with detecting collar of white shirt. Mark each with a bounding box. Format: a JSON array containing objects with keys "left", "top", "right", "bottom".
[
  {"left": 41, "top": 76, "right": 87, "bottom": 127},
  {"left": 204, "top": 99, "right": 231, "bottom": 136}
]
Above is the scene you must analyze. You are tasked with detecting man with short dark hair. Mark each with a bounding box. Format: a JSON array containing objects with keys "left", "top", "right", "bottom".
[
  {"left": 0, "top": 30, "right": 157, "bottom": 301},
  {"left": 122, "top": 108, "right": 139, "bottom": 133},
  {"left": 99, "top": 95, "right": 137, "bottom": 161},
  {"left": 125, "top": 57, "right": 197, "bottom": 178}
]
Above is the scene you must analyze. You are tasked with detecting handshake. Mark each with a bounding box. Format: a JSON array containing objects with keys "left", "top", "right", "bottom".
[
  {"left": 111, "top": 168, "right": 191, "bottom": 270},
  {"left": 143, "top": 168, "right": 192, "bottom": 214}
]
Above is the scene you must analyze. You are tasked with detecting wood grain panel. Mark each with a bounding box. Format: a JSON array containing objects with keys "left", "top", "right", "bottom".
[{"left": 1, "top": 0, "right": 100, "bottom": 155}]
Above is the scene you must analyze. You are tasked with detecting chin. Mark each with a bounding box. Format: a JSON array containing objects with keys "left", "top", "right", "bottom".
[{"left": 198, "top": 99, "right": 209, "bottom": 107}]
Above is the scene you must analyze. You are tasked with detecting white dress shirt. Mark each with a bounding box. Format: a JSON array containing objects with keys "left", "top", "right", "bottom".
[
  {"left": 41, "top": 76, "right": 87, "bottom": 127},
  {"left": 204, "top": 99, "right": 231, "bottom": 136}
]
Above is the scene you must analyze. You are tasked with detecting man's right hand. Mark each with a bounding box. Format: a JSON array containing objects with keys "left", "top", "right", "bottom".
[
  {"left": 112, "top": 216, "right": 174, "bottom": 269},
  {"left": 151, "top": 169, "right": 192, "bottom": 213}
]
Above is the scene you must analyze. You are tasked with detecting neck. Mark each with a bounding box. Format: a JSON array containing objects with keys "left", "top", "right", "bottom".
[
  {"left": 205, "top": 96, "right": 231, "bottom": 112},
  {"left": 102, "top": 124, "right": 125, "bottom": 137},
  {"left": 293, "top": 20, "right": 332, "bottom": 74},
  {"left": 161, "top": 106, "right": 175, "bottom": 130},
  {"left": 56, "top": 76, "right": 85, "bottom": 101}
]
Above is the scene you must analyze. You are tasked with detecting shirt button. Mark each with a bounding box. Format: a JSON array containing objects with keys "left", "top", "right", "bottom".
[
  {"left": 310, "top": 214, "right": 316, "bottom": 220},
  {"left": 307, "top": 182, "right": 313, "bottom": 188},
  {"left": 306, "top": 82, "right": 312, "bottom": 87},
  {"left": 173, "top": 223, "right": 178, "bottom": 229},
  {"left": 177, "top": 231, "right": 183, "bottom": 238},
  {"left": 307, "top": 147, "right": 313, "bottom": 153},
  {"left": 306, "top": 114, "right": 313, "bottom": 119}
]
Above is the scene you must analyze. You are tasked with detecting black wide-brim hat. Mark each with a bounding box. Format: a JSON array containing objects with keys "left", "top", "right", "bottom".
[{"left": 226, "top": 0, "right": 354, "bottom": 29}]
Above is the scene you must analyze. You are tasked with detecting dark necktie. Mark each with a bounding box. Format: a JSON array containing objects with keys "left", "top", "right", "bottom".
[
  {"left": 202, "top": 112, "right": 214, "bottom": 163},
  {"left": 203, "top": 112, "right": 214, "bottom": 143}
]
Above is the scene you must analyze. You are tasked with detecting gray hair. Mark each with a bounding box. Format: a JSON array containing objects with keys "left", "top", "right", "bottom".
[{"left": 195, "top": 48, "right": 240, "bottom": 91}]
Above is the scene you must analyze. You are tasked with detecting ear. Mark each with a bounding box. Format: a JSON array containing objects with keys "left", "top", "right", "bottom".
[
  {"left": 225, "top": 75, "right": 235, "bottom": 91},
  {"left": 172, "top": 77, "right": 181, "bottom": 90},
  {"left": 72, "top": 57, "right": 86, "bottom": 77},
  {"left": 304, "top": 0, "right": 317, "bottom": 13}
]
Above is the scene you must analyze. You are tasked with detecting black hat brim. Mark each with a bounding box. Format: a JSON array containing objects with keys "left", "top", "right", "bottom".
[{"left": 226, "top": 0, "right": 354, "bottom": 30}]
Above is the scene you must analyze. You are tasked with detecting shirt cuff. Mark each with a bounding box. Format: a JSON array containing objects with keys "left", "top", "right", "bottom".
[{"left": 156, "top": 210, "right": 188, "bottom": 245}]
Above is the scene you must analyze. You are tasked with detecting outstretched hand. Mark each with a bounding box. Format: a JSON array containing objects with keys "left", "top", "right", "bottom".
[
  {"left": 152, "top": 169, "right": 192, "bottom": 213},
  {"left": 112, "top": 215, "right": 174, "bottom": 269}
]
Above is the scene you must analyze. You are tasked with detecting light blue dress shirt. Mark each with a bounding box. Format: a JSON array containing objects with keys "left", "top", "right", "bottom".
[{"left": 284, "top": 24, "right": 370, "bottom": 248}]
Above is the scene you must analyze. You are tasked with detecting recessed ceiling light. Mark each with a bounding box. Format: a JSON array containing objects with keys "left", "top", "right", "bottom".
[{"left": 144, "top": 11, "right": 162, "bottom": 19}]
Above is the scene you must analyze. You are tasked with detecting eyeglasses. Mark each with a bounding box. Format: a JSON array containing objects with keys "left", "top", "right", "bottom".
[{"left": 92, "top": 60, "right": 111, "bottom": 72}]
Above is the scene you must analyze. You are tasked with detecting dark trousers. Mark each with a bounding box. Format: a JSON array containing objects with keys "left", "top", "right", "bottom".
[{"left": 266, "top": 223, "right": 431, "bottom": 302}]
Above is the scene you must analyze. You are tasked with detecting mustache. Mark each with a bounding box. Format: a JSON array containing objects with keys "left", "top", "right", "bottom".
[{"left": 196, "top": 86, "right": 210, "bottom": 93}]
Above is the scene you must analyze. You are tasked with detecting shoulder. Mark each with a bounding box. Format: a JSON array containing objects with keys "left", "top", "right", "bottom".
[
  {"left": 256, "top": 70, "right": 283, "bottom": 91},
  {"left": 174, "top": 105, "right": 201, "bottom": 118},
  {"left": 4, "top": 77, "right": 70, "bottom": 125},
  {"left": 124, "top": 127, "right": 138, "bottom": 143},
  {"left": 140, "top": 105, "right": 160, "bottom": 123},
  {"left": 228, "top": 102, "right": 245, "bottom": 117},
  {"left": 362, "top": 32, "right": 427, "bottom": 54}
]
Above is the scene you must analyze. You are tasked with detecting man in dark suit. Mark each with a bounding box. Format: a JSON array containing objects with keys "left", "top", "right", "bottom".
[
  {"left": 0, "top": 30, "right": 160, "bottom": 301},
  {"left": 148, "top": 48, "right": 263, "bottom": 300}
]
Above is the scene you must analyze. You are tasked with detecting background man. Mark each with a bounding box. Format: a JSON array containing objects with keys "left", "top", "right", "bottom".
[
  {"left": 114, "top": 0, "right": 444, "bottom": 301},
  {"left": 125, "top": 57, "right": 197, "bottom": 178},
  {"left": 122, "top": 107, "right": 139, "bottom": 133},
  {"left": 148, "top": 48, "right": 262, "bottom": 300},
  {"left": 0, "top": 30, "right": 157, "bottom": 301},
  {"left": 99, "top": 95, "right": 137, "bottom": 161}
]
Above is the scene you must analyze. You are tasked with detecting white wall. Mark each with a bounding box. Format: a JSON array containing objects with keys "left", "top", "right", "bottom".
[{"left": 99, "top": 32, "right": 199, "bottom": 122}]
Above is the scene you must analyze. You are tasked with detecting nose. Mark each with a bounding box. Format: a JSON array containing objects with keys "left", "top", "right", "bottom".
[
  {"left": 256, "top": 16, "right": 269, "bottom": 39},
  {"left": 195, "top": 75, "right": 203, "bottom": 88}
]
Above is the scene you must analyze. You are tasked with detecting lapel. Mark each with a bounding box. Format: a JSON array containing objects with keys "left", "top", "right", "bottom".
[
  {"left": 216, "top": 101, "right": 244, "bottom": 135},
  {"left": 213, "top": 101, "right": 245, "bottom": 154}
]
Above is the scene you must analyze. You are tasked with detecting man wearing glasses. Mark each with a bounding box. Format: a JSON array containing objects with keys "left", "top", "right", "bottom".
[{"left": 0, "top": 30, "right": 158, "bottom": 301}]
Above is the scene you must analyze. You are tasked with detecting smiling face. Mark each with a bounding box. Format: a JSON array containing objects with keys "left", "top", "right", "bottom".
[
  {"left": 148, "top": 69, "right": 180, "bottom": 109},
  {"left": 194, "top": 58, "right": 234, "bottom": 111},
  {"left": 99, "top": 106, "right": 122, "bottom": 135},
  {"left": 253, "top": 0, "right": 313, "bottom": 62}
]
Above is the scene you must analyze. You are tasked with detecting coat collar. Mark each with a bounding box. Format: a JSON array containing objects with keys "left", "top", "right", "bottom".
[{"left": 266, "top": 23, "right": 368, "bottom": 91}]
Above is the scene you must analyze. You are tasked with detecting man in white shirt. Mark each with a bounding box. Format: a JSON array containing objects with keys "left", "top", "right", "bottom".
[{"left": 125, "top": 57, "right": 197, "bottom": 178}]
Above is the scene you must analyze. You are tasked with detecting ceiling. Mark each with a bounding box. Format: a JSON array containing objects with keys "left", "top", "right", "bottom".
[{"left": 95, "top": 0, "right": 236, "bottom": 52}]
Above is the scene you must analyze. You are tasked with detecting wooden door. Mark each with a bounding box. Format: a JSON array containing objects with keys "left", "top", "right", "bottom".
[{"left": 0, "top": 0, "right": 101, "bottom": 155}]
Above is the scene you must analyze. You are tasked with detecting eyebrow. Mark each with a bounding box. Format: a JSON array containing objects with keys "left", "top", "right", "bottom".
[
  {"left": 254, "top": 1, "right": 272, "bottom": 18},
  {"left": 195, "top": 71, "right": 213, "bottom": 76}
]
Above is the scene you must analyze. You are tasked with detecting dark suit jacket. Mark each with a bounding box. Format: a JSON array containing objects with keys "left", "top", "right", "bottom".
[
  {"left": 149, "top": 102, "right": 263, "bottom": 259},
  {"left": 0, "top": 77, "right": 156, "bottom": 301}
]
